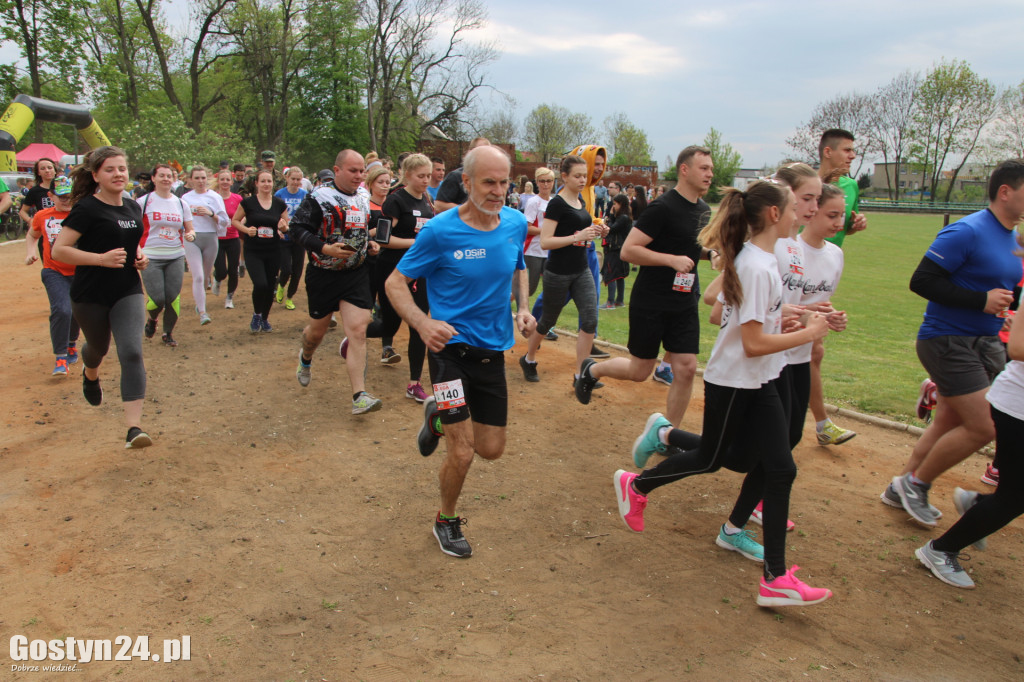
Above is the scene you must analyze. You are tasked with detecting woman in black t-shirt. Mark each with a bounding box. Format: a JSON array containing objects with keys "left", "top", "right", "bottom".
[
  {"left": 51, "top": 146, "right": 153, "bottom": 449},
  {"left": 366, "top": 154, "right": 434, "bottom": 402},
  {"left": 19, "top": 157, "right": 58, "bottom": 228},
  {"left": 520, "top": 155, "right": 602, "bottom": 384},
  {"left": 232, "top": 170, "right": 289, "bottom": 333}
]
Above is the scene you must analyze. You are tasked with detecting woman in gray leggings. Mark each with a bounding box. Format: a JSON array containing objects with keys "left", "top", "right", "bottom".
[
  {"left": 139, "top": 164, "right": 196, "bottom": 347},
  {"left": 520, "top": 155, "right": 604, "bottom": 383},
  {"left": 52, "top": 146, "right": 153, "bottom": 449}
]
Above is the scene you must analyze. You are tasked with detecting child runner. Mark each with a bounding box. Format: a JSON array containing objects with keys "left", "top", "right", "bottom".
[
  {"left": 138, "top": 164, "right": 197, "bottom": 347},
  {"left": 614, "top": 180, "right": 833, "bottom": 607},
  {"left": 24, "top": 175, "right": 79, "bottom": 376},
  {"left": 51, "top": 146, "right": 152, "bottom": 449}
]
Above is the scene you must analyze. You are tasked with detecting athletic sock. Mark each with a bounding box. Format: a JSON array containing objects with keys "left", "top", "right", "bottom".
[
  {"left": 658, "top": 360, "right": 670, "bottom": 371},
  {"left": 353, "top": 391, "right": 364, "bottom": 401},
  {"left": 439, "top": 511, "right": 458, "bottom": 521},
  {"left": 300, "top": 354, "right": 312, "bottom": 365},
  {"left": 657, "top": 426, "right": 671, "bottom": 445},
  {"left": 909, "top": 473, "right": 930, "bottom": 489},
  {"left": 816, "top": 419, "right": 829, "bottom": 432},
  {"left": 722, "top": 524, "right": 743, "bottom": 536}
]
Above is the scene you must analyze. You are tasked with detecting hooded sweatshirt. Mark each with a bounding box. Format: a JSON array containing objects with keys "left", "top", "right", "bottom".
[{"left": 570, "top": 144, "right": 607, "bottom": 219}]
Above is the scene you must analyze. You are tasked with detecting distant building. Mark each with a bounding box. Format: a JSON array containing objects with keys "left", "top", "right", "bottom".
[
  {"left": 872, "top": 161, "right": 928, "bottom": 194},
  {"left": 731, "top": 168, "right": 761, "bottom": 191}
]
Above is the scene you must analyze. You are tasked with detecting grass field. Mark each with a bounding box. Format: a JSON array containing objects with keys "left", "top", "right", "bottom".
[{"left": 540, "top": 211, "right": 961, "bottom": 423}]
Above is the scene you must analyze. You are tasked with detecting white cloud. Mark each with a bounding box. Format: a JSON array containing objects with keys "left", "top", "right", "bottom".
[{"left": 468, "top": 20, "right": 686, "bottom": 76}]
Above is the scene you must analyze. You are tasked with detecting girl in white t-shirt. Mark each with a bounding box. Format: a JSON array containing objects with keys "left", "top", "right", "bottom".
[
  {"left": 182, "top": 165, "right": 230, "bottom": 325},
  {"left": 614, "top": 180, "right": 834, "bottom": 607},
  {"left": 139, "top": 164, "right": 196, "bottom": 347}
]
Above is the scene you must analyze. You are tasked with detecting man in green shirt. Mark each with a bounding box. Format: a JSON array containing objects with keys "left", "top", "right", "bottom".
[
  {"left": 811, "top": 128, "right": 866, "bottom": 445},
  {"left": 0, "top": 176, "right": 11, "bottom": 216},
  {"left": 817, "top": 128, "right": 867, "bottom": 247}
]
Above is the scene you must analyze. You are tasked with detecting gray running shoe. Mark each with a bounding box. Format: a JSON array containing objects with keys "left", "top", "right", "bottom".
[
  {"left": 433, "top": 515, "right": 472, "bottom": 558},
  {"left": 352, "top": 391, "right": 382, "bottom": 415},
  {"left": 952, "top": 487, "right": 987, "bottom": 551},
  {"left": 915, "top": 541, "right": 975, "bottom": 589},
  {"left": 881, "top": 481, "right": 943, "bottom": 519},
  {"left": 296, "top": 351, "right": 312, "bottom": 387},
  {"left": 892, "top": 473, "right": 938, "bottom": 527}
]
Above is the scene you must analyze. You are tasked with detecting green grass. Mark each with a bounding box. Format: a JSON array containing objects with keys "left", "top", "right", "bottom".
[{"left": 538, "top": 211, "right": 952, "bottom": 422}]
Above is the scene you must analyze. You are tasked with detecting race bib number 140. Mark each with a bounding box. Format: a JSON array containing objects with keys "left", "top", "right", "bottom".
[{"left": 432, "top": 379, "right": 466, "bottom": 410}]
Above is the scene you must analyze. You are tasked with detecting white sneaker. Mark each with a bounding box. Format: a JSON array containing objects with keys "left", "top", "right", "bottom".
[{"left": 225, "top": 294, "right": 234, "bottom": 309}]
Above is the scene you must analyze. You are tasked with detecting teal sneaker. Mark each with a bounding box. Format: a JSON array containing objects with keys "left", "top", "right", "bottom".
[
  {"left": 715, "top": 525, "right": 764, "bottom": 562},
  {"left": 632, "top": 412, "right": 671, "bottom": 468}
]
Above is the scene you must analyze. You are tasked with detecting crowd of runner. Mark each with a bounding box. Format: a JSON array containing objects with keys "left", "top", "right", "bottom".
[{"left": 13, "top": 129, "right": 1024, "bottom": 606}]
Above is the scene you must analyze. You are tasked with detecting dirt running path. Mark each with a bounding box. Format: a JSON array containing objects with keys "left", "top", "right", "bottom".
[{"left": 1, "top": 241, "right": 1022, "bottom": 680}]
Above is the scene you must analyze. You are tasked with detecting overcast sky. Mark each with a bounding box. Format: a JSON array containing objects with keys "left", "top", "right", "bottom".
[{"left": 3, "top": 0, "right": 1022, "bottom": 170}]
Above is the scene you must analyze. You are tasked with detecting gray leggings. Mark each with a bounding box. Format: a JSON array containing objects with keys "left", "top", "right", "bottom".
[
  {"left": 524, "top": 255, "right": 546, "bottom": 296},
  {"left": 142, "top": 256, "right": 184, "bottom": 334},
  {"left": 72, "top": 293, "right": 147, "bottom": 402},
  {"left": 536, "top": 268, "right": 598, "bottom": 335}
]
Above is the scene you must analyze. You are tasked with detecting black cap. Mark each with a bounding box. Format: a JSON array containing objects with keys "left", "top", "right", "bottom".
[{"left": 317, "top": 169, "right": 334, "bottom": 182}]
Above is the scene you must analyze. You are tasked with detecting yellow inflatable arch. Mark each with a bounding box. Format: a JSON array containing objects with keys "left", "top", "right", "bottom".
[{"left": 0, "top": 95, "right": 110, "bottom": 172}]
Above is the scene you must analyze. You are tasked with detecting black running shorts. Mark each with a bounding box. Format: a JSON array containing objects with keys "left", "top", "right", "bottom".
[
  {"left": 427, "top": 343, "right": 508, "bottom": 427},
  {"left": 305, "top": 265, "right": 372, "bottom": 319},
  {"left": 627, "top": 305, "right": 700, "bottom": 360}
]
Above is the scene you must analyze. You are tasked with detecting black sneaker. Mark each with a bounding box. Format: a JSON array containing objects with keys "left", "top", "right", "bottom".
[
  {"left": 575, "top": 358, "right": 599, "bottom": 404},
  {"left": 519, "top": 355, "right": 539, "bottom": 382},
  {"left": 417, "top": 396, "right": 443, "bottom": 457},
  {"left": 573, "top": 375, "right": 604, "bottom": 390},
  {"left": 545, "top": 330, "right": 558, "bottom": 341},
  {"left": 433, "top": 515, "right": 472, "bottom": 558},
  {"left": 125, "top": 426, "right": 153, "bottom": 449},
  {"left": 144, "top": 318, "right": 157, "bottom": 339},
  {"left": 590, "top": 345, "right": 610, "bottom": 359},
  {"left": 82, "top": 371, "right": 102, "bottom": 406}
]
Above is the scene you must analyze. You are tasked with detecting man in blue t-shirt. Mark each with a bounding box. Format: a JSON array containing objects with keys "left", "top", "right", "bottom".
[
  {"left": 885, "top": 159, "right": 1024, "bottom": 527},
  {"left": 387, "top": 145, "right": 536, "bottom": 558}
]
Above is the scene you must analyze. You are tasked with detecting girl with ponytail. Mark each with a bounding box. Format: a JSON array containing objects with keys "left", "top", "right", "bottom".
[{"left": 614, "top": 180, "right": 835, "bottom": 607}]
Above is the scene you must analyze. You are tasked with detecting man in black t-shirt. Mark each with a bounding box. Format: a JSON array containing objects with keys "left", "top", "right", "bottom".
[
  {"left": 576, "top": 146, "right": 714, "bottom": 427},
  {"left": 433, "top": 136, "right": 490, "bottom": 213}
]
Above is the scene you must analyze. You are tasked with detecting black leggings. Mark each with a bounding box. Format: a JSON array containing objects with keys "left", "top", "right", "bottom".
[
  {"left": 214, "top": 238, "right": 240, "bottom": 295},
  {"left": 244, "top": 246, "right": 279, "bottom": 318},
  {"left": 933, "top": 405, "right": 1024, "bottom": 553},
  {"left": 277, "top": 239, "right": 305, "bottom": 298},
  {"left": 778, "top": 362, "right": 811, "bottom": 449},
  {"left": 366, "top": 255, "right": 428, "bottom": 381},
  {"left": 634, "top": 379, "right": 796, "bottom": 579}
]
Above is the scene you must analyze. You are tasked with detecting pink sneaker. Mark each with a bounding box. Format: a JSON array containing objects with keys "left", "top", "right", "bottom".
[
  {"left": 757, "top": 565, "right": 832, "bottom": 607},
  {"left": 749, "top": 500, "right": 796, "bottom": 532},
  {"left": 916, "top": 378, "right": 937, "bottom": 422},
  {"left": 613, "top": 469, "right": 647, "bottom": 532},
  {"left": 981, "top": 463, "right": 999, "bottom": 487},
  {"left": 406, "top": 382, "right": 429, "bottom": 403}
]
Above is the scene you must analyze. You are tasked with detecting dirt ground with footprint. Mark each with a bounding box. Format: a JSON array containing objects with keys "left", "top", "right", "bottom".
[{"left": 2, "top": 240, "right": 1023, "bottom": 681}]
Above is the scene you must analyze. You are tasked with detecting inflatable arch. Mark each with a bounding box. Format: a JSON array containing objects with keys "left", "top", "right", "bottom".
[{"left": 0, "top": 95, "right": 110, "bottom": 172}]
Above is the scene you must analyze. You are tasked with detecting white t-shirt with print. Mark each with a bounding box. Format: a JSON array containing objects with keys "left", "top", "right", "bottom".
[
  {"left": 704, "top": 243, "right": 785, "bottom": 389},
  {"left": 182, "top": 190, "right": 230, "bottom": 236},
  {"left": 523, "top": 195, "right": 549, "bottom": 258},
  {"left": 774, "top": 235, "right": 844, "bottom": 364},
  {"left": 139, "top": 193, "right": 192, "bottom": 260}
]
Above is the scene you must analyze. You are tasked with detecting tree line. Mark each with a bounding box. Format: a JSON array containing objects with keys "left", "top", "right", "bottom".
[
  {"left": 0, "top": 0, "right": 496, "bottom": 171},
  {"left": 787, "top": 59, "right": 1023, "bottom": 202}
]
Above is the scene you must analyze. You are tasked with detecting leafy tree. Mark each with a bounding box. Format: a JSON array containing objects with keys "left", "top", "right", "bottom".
[
  {"left": 787, "top": 92, "right": 879, "bottom": 177},
  {"left": 702, "top": 127, "right": 742, "bottom": 203},
  {"left": 0, "top": 0, "right": 90, "bottom": 141},
  {"left": 477, "top": 108, "right": 518, "bottom": 146},
  {"left": 990, "top": 79, "right": 1024, "bottom": 159},
  {"left": 909, "top": 59, "right": 996, "bottom": 202},
  {"left": 522, "top": 104, "right": 595, "bottom": 162},
  {"left": 870, "top": 70, "right": 920, "bottom": 200},
  {"left": 603, "top": 112, "right": 654, "bottom": 165},
  {"left": 362, "top": 0, "right": 497, "bottom": 158}
]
